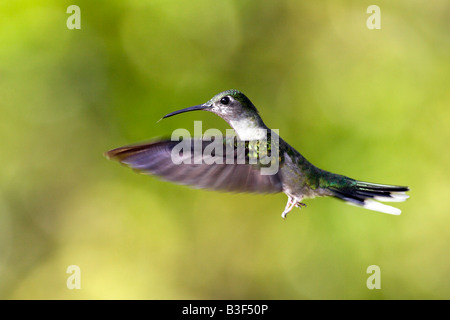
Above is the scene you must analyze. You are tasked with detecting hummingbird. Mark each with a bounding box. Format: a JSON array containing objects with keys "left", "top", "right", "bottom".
[{"left": 106, "top": 89, "right": 409, "bottom": 219}]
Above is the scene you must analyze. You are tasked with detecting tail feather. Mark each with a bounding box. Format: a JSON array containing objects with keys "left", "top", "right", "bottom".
[{"left": 328, "top": 179, "right": 410, "bottom": 215}]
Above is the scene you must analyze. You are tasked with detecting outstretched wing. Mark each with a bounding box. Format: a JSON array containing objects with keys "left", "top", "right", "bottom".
[{"left": 106, "top": 138, "right": 283, "bottom": 194}]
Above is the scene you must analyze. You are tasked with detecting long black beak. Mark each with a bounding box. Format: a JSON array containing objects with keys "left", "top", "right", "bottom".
[{"left": 161, "top": 104, "right": 210, "bottom": 120}]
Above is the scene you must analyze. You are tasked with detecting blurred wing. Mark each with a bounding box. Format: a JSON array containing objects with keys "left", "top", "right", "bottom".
[{"left": 106, "top": 138, "right": 283, "bottom": 194}]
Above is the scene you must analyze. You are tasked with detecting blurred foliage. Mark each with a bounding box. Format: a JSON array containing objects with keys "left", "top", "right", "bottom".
[{"left": 0, "top": 0, "right": 449, "bottom": 299}]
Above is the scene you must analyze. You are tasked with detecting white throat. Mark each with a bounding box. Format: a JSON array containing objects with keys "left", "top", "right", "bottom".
[{"left": 229, "top": 118, "right": 268, "bottom": 140}]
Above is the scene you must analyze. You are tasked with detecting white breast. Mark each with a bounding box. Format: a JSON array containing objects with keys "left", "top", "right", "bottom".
[{"left": 229, "top": 119, "right": 268, "bottom": 140}]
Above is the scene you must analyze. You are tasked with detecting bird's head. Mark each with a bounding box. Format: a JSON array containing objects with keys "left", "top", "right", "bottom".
[{"left": 162, "top": 89, "right": 260, "bottom": 123}]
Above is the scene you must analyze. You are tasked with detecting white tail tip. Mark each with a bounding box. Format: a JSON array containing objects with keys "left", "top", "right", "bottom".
[{"left": 362, "top": 199, "right": 402, "bottom": 215}]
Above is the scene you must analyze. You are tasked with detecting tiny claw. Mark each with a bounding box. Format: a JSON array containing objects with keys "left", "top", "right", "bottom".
[
  {"left": 296, "top": 202, "right": 307, "bottom": 208},
  {"left": 281, "top": 196, "right": 297, "bottom": 219}
]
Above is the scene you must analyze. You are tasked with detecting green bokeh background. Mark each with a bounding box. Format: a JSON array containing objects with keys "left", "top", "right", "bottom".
[{"left": 1, "top": 0, "right": 448, "bottom": 299}]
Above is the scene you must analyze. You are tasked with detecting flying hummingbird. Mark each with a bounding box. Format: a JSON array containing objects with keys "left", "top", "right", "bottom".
[{"left": 106, "top": 89, "right": 409, "bottom": 218}]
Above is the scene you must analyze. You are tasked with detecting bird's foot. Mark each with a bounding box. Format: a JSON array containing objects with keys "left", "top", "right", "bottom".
[
  {"left": 296, "top": 202, "right": 307, "bottom": 208},
  {"left": 282, "top": 197, "right": 304, "bottom": 219},
  {"left": 281, "top": 197, "right": 295, "bottom": 219},
  {"left": 281, "top": 197, "right": 306, "bottom": 219}
]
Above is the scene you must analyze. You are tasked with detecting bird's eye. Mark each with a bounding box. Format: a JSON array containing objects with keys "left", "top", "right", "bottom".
[{"left": 220, "top": 96, "right": 230, "bottom": 105}]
